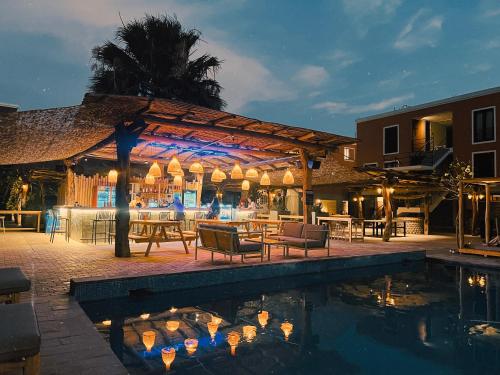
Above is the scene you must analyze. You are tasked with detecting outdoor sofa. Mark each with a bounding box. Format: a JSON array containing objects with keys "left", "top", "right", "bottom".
[
  {"left": 271, "top": 222, "right": 330, "bottom": 257},
  {"left": 0, "top": 267, "right": 31, "bottom": 303},
  {"left": 196, "top": 224, "right": 264, "bottom": 264}
]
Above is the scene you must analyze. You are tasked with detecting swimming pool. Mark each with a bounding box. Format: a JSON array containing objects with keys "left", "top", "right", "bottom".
[{"left": 81, "top": 261, "right": 500, "bottom": 374}]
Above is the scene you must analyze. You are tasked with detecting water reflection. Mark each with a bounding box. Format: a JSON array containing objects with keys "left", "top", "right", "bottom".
[{"left": 83, "top": 263, "right": 500, "bottom": 374}]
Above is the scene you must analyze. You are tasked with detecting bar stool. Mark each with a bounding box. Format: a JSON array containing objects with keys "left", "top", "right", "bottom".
[
  {"left": 91, "top": 211, "right": 113, "bottom": 244},
  {"left": 159, "top": 211, "right": 171, "bottom": 221},
  {"left": 0, "top": 216, "right": 5, "bottom": 234},
  {"left": 50, "top": 210, "right": 70, "bottom": 243}
]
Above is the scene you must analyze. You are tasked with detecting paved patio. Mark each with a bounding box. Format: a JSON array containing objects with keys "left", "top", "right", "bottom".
[{"left": 0, "top": 231, "right": 464, "bottom": 374}]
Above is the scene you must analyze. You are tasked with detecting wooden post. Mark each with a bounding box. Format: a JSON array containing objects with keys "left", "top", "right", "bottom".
[
  {"left": 458, "top": 181, "right": 464, "bottom": 249},
  {"left": 471, "top": 193, "right": 477, "bottom": 235},
  {"left": 196, "top": 174, "right": 203, "bottom": 208},
  {"left": 64, "top": 159, "right": 75, "bottom": 206},
  {"left": 382, "top": 184, "right": 393, "bottom": 242},
  {"left": 115, "top": 121, "right": 144, "bottom": 258},
  {"left": 357, "top": 198, "right": 364, "bottom": 219},
  {"left": 300, "top": 150, "right": 312, "bottom": 224},
  {"left": 423, "top": 194, "right": 430, "bottom": 235},
  {"left": 485, "top": 184, "right": 491, "bottom": 244}
]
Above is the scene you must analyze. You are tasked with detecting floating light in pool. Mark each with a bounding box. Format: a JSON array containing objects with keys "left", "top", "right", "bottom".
[
  {"left": 207, "top": 321, "right": 219, "bottom": 340},
  {"left": 169, "top": 307, "right": 177, "bottom": 314},
  {"left": 258, "top": 311, "right": 269, "bottom": 328},
  {"left": 161, "top": 347, "right": 176, "bottom": 371},
  {"left": 211, "top": 315, "right": 222, "bottom": 325},
  {"left": 280, "top": 322, "right": 293, "bottom": 341},
  {"left": 227, "top": 331, "right": 240, "bottom": 356},
  {"left": 140, "top": 313, "right": 150, "bottom": 320},
  {"left": 243, "top": 325, "right": 257, "bottom": 343},
  {"left": 102, "top": 320, "right": 112, "bottom": 326},
  {"left": 184, "top": 338, "right": 198, "bottom": 355},
  {"left": 142, "top": 331, "right": 156, "bottom": 352},
  {"left": 166, "top": 320, "right": 180, "bottom": 332}
]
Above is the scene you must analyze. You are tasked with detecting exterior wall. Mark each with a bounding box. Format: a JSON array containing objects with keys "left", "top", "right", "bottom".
[{"left": 356, "top": 91, "right": 500, "bottom": 176}]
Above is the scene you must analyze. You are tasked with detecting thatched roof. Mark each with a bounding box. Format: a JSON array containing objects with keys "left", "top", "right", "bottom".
[{"left": 0, "top": 94, "right": 357, "bottom": 170}]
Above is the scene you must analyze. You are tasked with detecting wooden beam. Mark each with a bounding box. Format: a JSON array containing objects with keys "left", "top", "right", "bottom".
[
  {"left": 298, "top": 132, "right": 316, "bottom": 141},
  {"left": 485, "top": 184, "right": 491, "bottom": 243},
  {"left": 143, "top": 115, "right": 336, "bottom": 151},
  {"left": 300, "top": 150, "right": 312, "bottom": 224},
  {"left": 382, "top": 183, "right": 393, "bottom": 242}
]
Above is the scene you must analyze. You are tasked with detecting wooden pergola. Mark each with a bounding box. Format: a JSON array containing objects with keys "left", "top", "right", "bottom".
[{"left": 458, "top": 177, "right": 500, "bottom": 255}]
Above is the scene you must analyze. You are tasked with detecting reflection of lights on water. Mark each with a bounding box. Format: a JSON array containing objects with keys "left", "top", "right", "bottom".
[
  {"left": 258, "top": 311, "right": 269, "bottom": 328},
  {"left": 243, "top": 325, "right": 257, "bottom": 343},
  {"left": 468, "top": 275, "right": 487, "bottom": 288},
  {"left": 161, "top": 347, "right": 176, "bottom": 371},
  {"left": 227, "top": 331, "right": 240, "bottom": 356},
  {"left": 280, "top": 322, "right": 293, "bottom": 341}
]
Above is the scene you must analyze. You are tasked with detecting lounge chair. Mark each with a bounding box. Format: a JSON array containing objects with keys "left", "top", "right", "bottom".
[
  {"left": 0, "top": 303, "right": 41, "bottom": 374},
  {"left": 0, "top": 267, "right": 31, "bottom": 303},
  {"left": 271, "top": 222, "right": 330, "bottom": 257},
  {"left": 196, "top": 224, "right": 264, "bottom": 264}
]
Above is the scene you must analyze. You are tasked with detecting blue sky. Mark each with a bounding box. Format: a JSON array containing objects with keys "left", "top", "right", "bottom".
[{"left": 1, "top": 0, "right": 500, "bottom": 136}]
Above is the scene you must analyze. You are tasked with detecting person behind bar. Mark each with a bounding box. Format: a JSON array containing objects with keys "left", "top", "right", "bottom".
[
  {"left": 207, "top": 197, "right": 221, "bottom": 219},
  {"left": 129, "top": 193, "right": 145, "bottom": 208},
  {"left": 171, "top": 196, "right": 185, "bottom": 221}
]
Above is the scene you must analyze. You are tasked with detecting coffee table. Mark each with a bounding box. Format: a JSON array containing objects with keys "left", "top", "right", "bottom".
[{"left": 245, "top": 237, "right": 289, "bottom": 261}]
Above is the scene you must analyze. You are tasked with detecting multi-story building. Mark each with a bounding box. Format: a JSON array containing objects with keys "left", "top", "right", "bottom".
[{"left": 356, "top": 87, "right": 500, "bottom": 178}]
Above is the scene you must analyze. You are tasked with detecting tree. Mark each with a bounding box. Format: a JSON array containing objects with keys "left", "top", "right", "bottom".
[{"left": 89, "top": 14, "right": 225, "bottom": 110}]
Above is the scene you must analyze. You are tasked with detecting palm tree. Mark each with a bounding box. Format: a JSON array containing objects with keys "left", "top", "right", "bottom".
[{"left": 89, "top": 14, "right": 225, "bottom": 110}]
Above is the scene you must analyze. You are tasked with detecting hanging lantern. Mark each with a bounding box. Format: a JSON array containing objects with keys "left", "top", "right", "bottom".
[
  {"left": 167, "top": 155, "right": 182, "bottom": 174},
  {"left": 260, "top": 171, "right": 271, "bottom": 186},
  {"left": 173, "top": 175, "right": 183, "bottom": 186},
  {"left": 226, "top": 331, "right": 241, "bottom": 356},
  {"left": 142, "top": 331, "right": 156, "bottom": 352},
  {"left": 161, "top": 347, "right": 176, "bottom": 371},
  {"left": 189, "top": 161, "right": 204, "bottom": 174},
  {"left": 149, "top": 161, "right": 162, "bottom": 177},
  {"left": 184, "top": 338, "right": 198, "bottom": 355},
  {"left": 166, "top": 320, "right": 180, "bottom": 332},
  {"left": 241, "top": 180, "right": 250, "bottom": 191},
  {"left": 280, "top": 322, "right": 293, "bottom": 341},
  {"left": 145, "top": 173, "right": 155, "bottom": 185},
  {"left": 211, "top": 167, "right": 223, "bottom": 182},
  {"left": 170, "top": 168, "right": 184, "bottom": 176},
  {"left": 258, "top": 311, "right": 269, "bottom": 328},
  {"left": 243, "top": 325, "right": 257, "bottom": 343},
  {"left": 219, "top": 169, "right": 227, "bottom": 180},
  {"left": 245, "top": 168, "right": 258, "bottom": 179},
  {"left": 282, "top": 169, "right": 294, "bottom": 185},
  {"left": 231, "top": 163, "right": 244, "bottom": 179},
  {"left": 108, "top": 169, "right": 118, "bottom": 184}
]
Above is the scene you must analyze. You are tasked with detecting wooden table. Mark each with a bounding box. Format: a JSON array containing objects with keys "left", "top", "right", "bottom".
[
  {"left": 363, "top": 219, "right": 407, "bottom": 237},
  {"left": 129, "top": 220, "right": 195, "bottom": 256},
  {"left": 279, "top": 214, "right": 304, "bottom": 222},
  {"left": 245, "top": 237, "right": 289, "bottom": 260},
  {"left": 247, "top": 219, "right": 284, "bottom": 236},
  {"left": 316, "top": 216, "right": 364, "bottom": 242},
  {"left": 0, "top": 210, "right": 42, "bottom": 232}
]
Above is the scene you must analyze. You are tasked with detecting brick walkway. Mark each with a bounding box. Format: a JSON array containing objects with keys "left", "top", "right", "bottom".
[{"left": 0, "top": 232, "right": 457, "bottom": 374}]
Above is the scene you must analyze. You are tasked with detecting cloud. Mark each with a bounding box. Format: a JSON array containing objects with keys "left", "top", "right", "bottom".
[
  {"left": 342, "top": 0, "right": 402, "bottom": 36},
  {"left": 313, "top": 94, "right": 414, "bottom": 115},
  {"left": 326, "top": 50, "right": 362, "bottom": 69},
  {"left": 465, "top": 63, "right": 492, "bottom": 74},
  {"left": 0, "top": 0, "right": 292, "bottom": 112},
  {"left": 394, "top": 9, "right": 443, "bottom": 51},
  {"left": 293, "top": 65, "right": 329, "bottom": 87},
  {"left": 377, "top": 69, "right": 413, "bottom": 88},
  {"left": 484, "top": 39, "right": 500, "bottom": 49},
  {"left": 484, "top": 8, "right": 500, "bottom": 17}
]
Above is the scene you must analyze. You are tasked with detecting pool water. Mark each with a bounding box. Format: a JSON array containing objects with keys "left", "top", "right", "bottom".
[{"left": 81, "top": 261, "right": 500, "bottom": 374}]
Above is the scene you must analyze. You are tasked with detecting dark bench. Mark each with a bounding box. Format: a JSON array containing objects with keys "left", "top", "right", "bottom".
[
  {"left": 271, "top": 222, "right": 330, "bottom": 257},
  {"left": 0, "top": 267, "right": 31, "bottom": 304},
  {"left": 0, "top": 303, "right": 40, "bottom": 374},
  {"left": 196, "top": 224, "right": 264, "bottom": 264}
]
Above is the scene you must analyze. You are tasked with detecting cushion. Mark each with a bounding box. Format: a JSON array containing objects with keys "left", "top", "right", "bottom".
[
  {"left": 0, "top": 303, "right": 40, "bottom": 362},
  {"left": 282, "top": 222, "right": 303, "bottom": 238},
  {"left": 238, "top": 240, "right": 263, "bottom": 253},
  {"left": 0, "top": 267, "right": 30, "bottom": 295},
  {"left": 275, "top": 236, "right": 323, "bottom": 248},
  {"left": 302, "top": 224, "right": 327, "bottom": 241}
]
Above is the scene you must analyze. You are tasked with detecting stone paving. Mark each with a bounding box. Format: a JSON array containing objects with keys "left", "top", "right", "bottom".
[{"left": 0, "top": 231, "right": 463, "bottom": 374}]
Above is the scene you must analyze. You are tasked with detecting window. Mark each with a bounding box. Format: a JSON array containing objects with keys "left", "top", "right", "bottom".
[
  {"left": 472, "top": 107, "right": 495, "bottom": 144},
  {"left": 343, "top": 147, "right": 355, "bottom": 161},
  {"left": 472, "top": 151, "right": 496, "bottom": 177},
  {"left": 384, "top": 160, "right": 400, "bottom": 169},
  {"left": 383, "top": 125, "right": 399, "bottom": 154},
  {"left": 363, "top": 162, "right": 378, "bottom": 168}
]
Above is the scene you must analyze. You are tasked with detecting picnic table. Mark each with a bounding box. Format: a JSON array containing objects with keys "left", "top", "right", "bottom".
[
  {"left": 129, "top": 219, "right": 196, "bottom": 256},
  {"left": 0, "top": 210, "right": 42, "bottom": 232},
  {"left": 363, "top": 219, "right": 407, "bottom": 237}
]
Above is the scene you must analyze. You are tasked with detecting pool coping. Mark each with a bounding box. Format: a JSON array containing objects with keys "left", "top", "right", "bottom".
[{"left": 70, "top": 250, "right": 425, "bottom": 302}]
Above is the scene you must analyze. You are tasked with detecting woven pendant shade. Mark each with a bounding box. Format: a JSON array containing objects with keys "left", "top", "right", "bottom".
[
  {"left": 173, "top": 175, "right": 183, "bottom": 186},
  {"left": 108, "top": 169, "right": 118, "bottom": 184},
  {"left": 167, "top": 156, "right": 182, "bottom": 174},
  {"left": 219, "top": 170, "right": 227, "bottom": 180},
  {"left": 211, "top": 167, "right": 223, "bottom": 182},
  {"left": 260, "top": 172, "right": 270, "bottom": 186},
  {"left": 282, "top": 169, "right": 294, "bottom": 185},
  {"left": 245, "top": 168, "right": 258, "bottom": 179},
  {"left": 189, "top": 161, "right": 204, "bottom": 174},
  {"left": 145, "top": 173, "right": 155, "bottom": 185},
  {"left": 170, "top": 168, "right": 184, "bottom": 176},
  {"left": 242, "top": 180, "right": 250, "bottom": 191},
  {"left": 149, "top": 161, "right": 162, "bottom": 177},
  {"left": 231, "top": 163, "right": 244, "bottom": 179}
]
